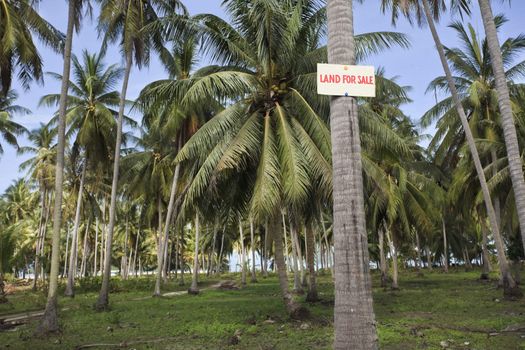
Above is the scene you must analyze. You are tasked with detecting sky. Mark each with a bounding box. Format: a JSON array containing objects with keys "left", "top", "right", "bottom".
[{"left": 1, "top": 0, "right": 525, "bottom": 193}]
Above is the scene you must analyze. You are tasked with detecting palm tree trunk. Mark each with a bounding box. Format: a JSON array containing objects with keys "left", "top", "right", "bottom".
[
  {"left": 218, "top": 231, "right": 225, "bottom": 275},
  {"left": 415, "top": 231, "right": 422, "bottom": 271},
  {"left": 262, "top": 223, "right": 269, "bottom": 278},
  {"left": 209, "top": 223, "right": 217, "bottom": 276},
  {"left": 378, "top": 228, "right": 388, "bottom": 287},
  {"left": 63, "top": 224, "right": 70, "bottom": 279},
  {"left": 319, "top": 209, "right": 333, "bottom": 275},
  {"left": 327, "top": 1, "right": 378, "bottom": 347},
  {"left": 154, "top": 153, "right": 181, "bottom": 295},
  {"left": 386, "top": 229, "right": 399, "bottom": 290},
  {"left": 95, "top": 49, "right": 133, "bottom": 311},
  {"left": 249, "top": 218, "right": 257, "bottom": 283},
  {"left": 32, "top": 187, "right": 47, "bottom": 291},
  {"left": 281, "top": 212, "right": 290, "bottom": 271},
  {"left": 188, "top": 213, "right": 200, "bottom": 294},
  {"left": 442, "top": 218, "right": 448, "bottom": 273},
  {"left": 426, "top": 247, "right": 433, "bottom": 271},
  {"left": 38, "top": 0, "right": 76, "bottom": 333},
  {"left": 305, "top": 222, "right": 318, "bottom": 302},
  {"left": 480, "top": 217, "right": 491, "bottom": 279},
  {"left": 288, "top": 220, "right": 302, "bottom": 293},
  {"left": 121, "top": 218, "right": 129, "bottom": 280},
  {"left": 479, "top": 0, "right": 525, "bottom": 255},
  {"left": 80, "top": 217, "right": 90, "bottom": 278},
  {"left": 94, "top": 217, "right": 98, "bottom": 276},
  {"left": 269, "top": 212, "right": 307, "bottom": 319},
  {"left": 65, "top": 162, "right": 87, "bottom": 297},
  {"left": 421, "top": 0, "right": 520, "bottom": 298},
  {"left": 100, "top": 197, "right": 106, "bottom": 275},
  {"left": 133, "top": 229, "right": 140, "bottom": 278},
  {"left": 238, "top": 218, "right": 247, "bottom": 286}
]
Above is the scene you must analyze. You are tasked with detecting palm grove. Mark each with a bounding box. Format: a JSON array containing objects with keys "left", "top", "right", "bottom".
[{"left": 1, "top": 0, "right": 525, "bottom": 348}]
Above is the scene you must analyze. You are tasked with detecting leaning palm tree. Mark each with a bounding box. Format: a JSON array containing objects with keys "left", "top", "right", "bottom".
[
  {"left": 477, "top": 0, "right": 525, "bottom": 255},
  {"left": 379, "top": 0, "right": 520, "bottom": 298},
  {"left": 0, "top": 0, "right": 63, "bottom": 96},
  {"left": 326, "top": 0, "right": 378, "bottom": 348},
  {"left": 0, "top": 90, "right": 29, "bottom": 155},
  {"left": 38, "top": 0, "right": 93, "bottom": 334},
  {"left": 95, "top": 0, "right": 187, "bottom": 311}
]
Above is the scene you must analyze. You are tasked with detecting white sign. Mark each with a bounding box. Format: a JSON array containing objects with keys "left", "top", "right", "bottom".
[{"left": 317, "top": 64, "right": 376, "bottom": 97}]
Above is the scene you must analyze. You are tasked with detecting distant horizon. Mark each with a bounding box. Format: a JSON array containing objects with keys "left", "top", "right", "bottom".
[{"left": 2, "top": 0, "right": 524, "bottom": 192}]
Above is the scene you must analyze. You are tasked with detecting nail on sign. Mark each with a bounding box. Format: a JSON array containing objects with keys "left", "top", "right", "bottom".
[{"left": 317, "top": 64, "right": 376, "bottom": 97}]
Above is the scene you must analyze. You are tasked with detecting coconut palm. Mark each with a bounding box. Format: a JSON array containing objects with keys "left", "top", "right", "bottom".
[
  {"left": 163, "top": 0, "right": 408, "bottom": 318},
  {"left": 95, "top": 0, "right": 187, "bottom": 311},
  {"left": 39, "top": 0, "right": 94, "bottom": 334},
  {"left": 326, "top": 0, "right": 378, "bottom": 345},
  {"left": 422, "top": 17, "right": 525, "bottom": 288},
  {"left": 39, "top": 50, "right": 124, "bottom": 297},
  {"left": 477, "top": 0, "right": 525, "bottom": 255},
  {"left": 379, "top": 0, "right": 520, "bottom": 299},
  {"left": 0, "top": 0, "right": 63, "bottom": 96},
  {"left": 0, "top": 90, "right": 29, "bottom": 155}
]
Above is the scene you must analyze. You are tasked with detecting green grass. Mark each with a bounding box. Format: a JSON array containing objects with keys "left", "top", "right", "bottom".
[{"left": 1, "top": 269, "right": 524, "bottom": 349}]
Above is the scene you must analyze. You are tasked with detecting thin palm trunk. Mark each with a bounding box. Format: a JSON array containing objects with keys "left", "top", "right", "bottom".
[
  {"left": 282, "top": 212, "right": 290, "bottom": 271},
  {"left": 154, "top": 149, "right": 181, "bottom": 295},
  {"left": 133, "top": 229, "right": 140, "bottom": 278},
  {"left": 319, "top": 209, "right": 333, "bottom": 274},
  {"left": 38, "top": 0, "right": 76, "bottom": 333},
  {"left": 218, "top": 231, "right": 225, "bottom": 275},
  {"left": 63, "top": 224, "right": 70, "bottom": 279},
  {"left": 421, "top": 0, "right": 519, "bottom": 298},
  {"left": 94, "top": 217, "right": 98, "bottom": 276},
  {"left": 100, "top": 197, "right": 106, "bottom": 275},
  {"left": 80, "top": 218, "right": 90, "bottom": 278},
  {"left": 188, "top": 213, "right": 200, "bottom": 294},
  {"left": 386, "top": 229, "right": 399, "bottom": 290},
  {"left": 415, "top": 232, "right": 422, "bottom": 271},
  {"left": 288, "top": 220, "right": 302, "bottom": 292},
  {"left": 238, "top": 218, "right": 247, "bottom": 286},
  {"left": 327, "top": 0, "right": 378, "bottom": 347},
  {"left": 480, "top": 217, "right": 491, "bottom": 279},
  {"left": 249, "top": 218, "right": 257, "bottom": 283},
  {"left": 479, "top": 0, "right": 525, "bottom": 255},
  {"left": 442, "top": 218, "right": 448, "bottom": 273},
  {"left": 305, "top": 223, "right": 318, "bottom": 302},
  {"left": 32, "top": 188, "right": 47, "bottom": 291},
  {"left": 262, "top": 223, "right": 269, "bottom": 278},
  {"left": 379, "top": 228, "right": 388, "bottom": 287},
  {"left": 65, "top": 162, "right": 87, "bottom": 297},
  {"left": 121, "top": 218, "right": 129, "bottom": 280},
  {"left": 95, "top": 49, "right": 133, "bottom": 310}
]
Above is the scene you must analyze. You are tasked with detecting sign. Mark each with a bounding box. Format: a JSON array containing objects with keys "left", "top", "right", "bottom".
[{"left": 317, "top": 64, "right": 376, "bottom": 97}]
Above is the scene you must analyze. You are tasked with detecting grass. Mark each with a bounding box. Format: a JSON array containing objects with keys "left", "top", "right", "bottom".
[{"left": 1, "top": 268, "right": 524, "bottom": 349}]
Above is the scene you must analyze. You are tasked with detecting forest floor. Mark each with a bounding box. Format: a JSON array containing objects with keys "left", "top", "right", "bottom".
[{"left": 1, "top": 268, "right": 525, "bottom": 349}]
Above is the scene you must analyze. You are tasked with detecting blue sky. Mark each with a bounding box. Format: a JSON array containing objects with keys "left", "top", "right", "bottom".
[{"left": 1, "top": 0, "right": 525, "bottom": 193}]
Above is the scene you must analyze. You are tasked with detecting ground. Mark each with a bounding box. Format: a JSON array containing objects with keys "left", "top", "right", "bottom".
[{"left": 0, "top": 269, "right": 524, "bottom": 349}]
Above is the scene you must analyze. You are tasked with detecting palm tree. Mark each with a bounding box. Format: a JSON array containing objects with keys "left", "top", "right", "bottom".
[
  {"left": 0, "top": 0, "right": 63, "bottom": 96},
  {"left": 40, "top": 50, "right": 123, "bottom": 297},
  {"left": 327, "top": 1, "right": 378, "bottom": 347},
  {"left": 167, "top": 0, "right": 406, "bottom": 317},
  {"left": 478, "top": 0, "right": 525, "bottom": 255},
  {"left": 38, "top": 0, "right": 93, "bottom": 334},
  {"left": 0, "top": 90, "right": 28, "bottom": 155},
  {"left": 18, "top": 124, "right": 56, "bottom": 290},
  {"left": 421, "top": 17, "right": 524, "bottom": 291},
  {"left": 95, "top": 0, "right": 186, "bottom": 311},
  {"left": 379, "top": 0, "right": 520, "bottom": 298}
]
